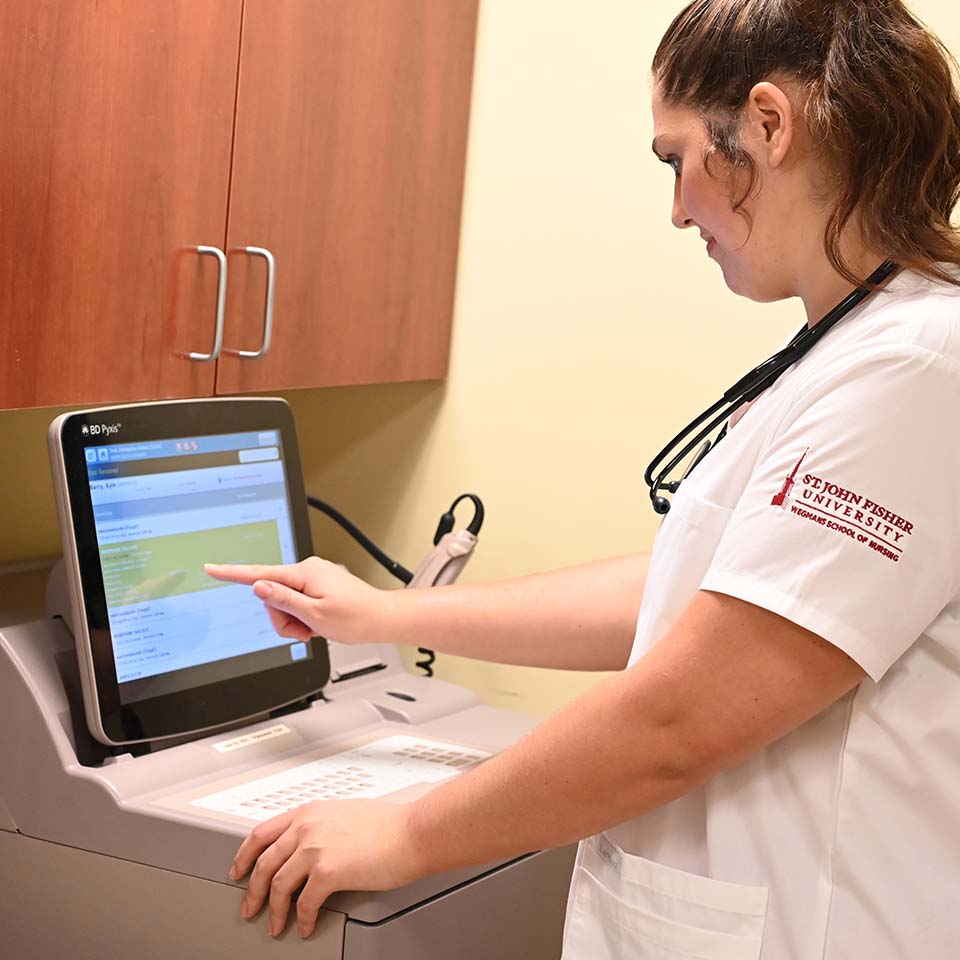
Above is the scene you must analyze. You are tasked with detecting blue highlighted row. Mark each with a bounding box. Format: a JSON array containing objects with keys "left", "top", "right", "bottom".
[{"left": 82, "top": 431, "right": 279, "bottom": 464}]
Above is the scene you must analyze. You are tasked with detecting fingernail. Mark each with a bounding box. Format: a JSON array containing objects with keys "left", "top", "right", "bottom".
[
  {"left": 268, "top": 923, "right": 278, "bottom": 938},
  {"left": 299, "top": 926, "right": 309, "bottom": 940},
  {"left": 240, "top": 902, "right": 250, "bottom": 919},
  {"left": 254, "top": 581, "right": 273, "bottom": 598},
  {"left": 228, "top": 866, "right": 237, "bottom": 881}
]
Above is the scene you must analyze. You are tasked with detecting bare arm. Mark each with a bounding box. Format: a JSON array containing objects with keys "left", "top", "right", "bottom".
[
  {"left": 404, "top": 590, "right": 865, "bottom": 869},
  {"left": 228, "top": 589, "right": 866, "bottom": 938},
  {"left": 205, "top": 554, "right": 649, "bottom": 672},
  {"left": 383, "top": 554, "right": 648, "bottom": 670}
]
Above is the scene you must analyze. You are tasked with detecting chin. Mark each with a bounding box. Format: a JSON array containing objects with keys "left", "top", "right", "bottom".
[{"left": 718, "top": 264, "right": 789, "bottom": 304}]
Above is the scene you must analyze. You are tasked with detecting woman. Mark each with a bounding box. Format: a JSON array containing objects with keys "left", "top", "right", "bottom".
[{"left": 206, "top": 1, "right": 960, "bottom": 956}]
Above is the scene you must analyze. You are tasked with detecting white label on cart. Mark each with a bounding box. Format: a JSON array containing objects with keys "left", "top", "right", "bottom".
[
  {"left": 191, "top": 735, "right": 491, "bottom": 822},
  {"left": 212, "top": 724, "right": 292, "bottom": 754}
]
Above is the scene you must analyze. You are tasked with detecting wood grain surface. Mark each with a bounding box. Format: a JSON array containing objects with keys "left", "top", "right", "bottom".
[
  {"left": 0, "top": 1, "right": 242, "bottom": 409},
  {"left": 215, "top": 0, "right": 479, "bottom": 394}
]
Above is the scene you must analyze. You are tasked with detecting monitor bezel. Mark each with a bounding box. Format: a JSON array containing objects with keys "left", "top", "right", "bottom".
[{"left": 53, "top": 398, "right": 329, "bottom": 746}]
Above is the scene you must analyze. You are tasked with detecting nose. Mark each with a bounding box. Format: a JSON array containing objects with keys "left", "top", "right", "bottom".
[{"left": 671, "top": 178, "right": 694, "bottom": 230}]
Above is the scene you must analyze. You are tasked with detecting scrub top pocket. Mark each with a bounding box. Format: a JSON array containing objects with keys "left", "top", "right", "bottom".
[
  {"left": 565, "top": 465, "right": 766, "bottom": 958},
  {"left": 562, "top": 835, "right": 767, "bottom": 960}
]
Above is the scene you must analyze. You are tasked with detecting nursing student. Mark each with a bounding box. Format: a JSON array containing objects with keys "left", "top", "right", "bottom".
[{"left": 205, "top": 1, "right": 960, "bottom": 956}]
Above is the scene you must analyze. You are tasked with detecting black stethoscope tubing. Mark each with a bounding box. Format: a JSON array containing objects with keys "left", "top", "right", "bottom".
[{"left": 644, "top": 259, "right": 900, "bottom": 515}]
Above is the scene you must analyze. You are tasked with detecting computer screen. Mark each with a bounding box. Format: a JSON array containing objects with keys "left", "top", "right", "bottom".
[
  {"left": 85, "top": 429, "right": 309, "bottom": 704},
  {"left": 51, "top": 399, "right": 329, "bottom": 746}
]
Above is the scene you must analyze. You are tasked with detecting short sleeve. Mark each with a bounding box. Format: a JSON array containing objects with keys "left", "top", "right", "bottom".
[{"left": 700, "top": 347, "right": 960, "bottom": 682}]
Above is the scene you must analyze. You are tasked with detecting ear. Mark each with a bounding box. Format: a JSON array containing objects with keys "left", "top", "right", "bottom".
[{"left": 743, "top": 81, "right": 795, "bottom": 169}]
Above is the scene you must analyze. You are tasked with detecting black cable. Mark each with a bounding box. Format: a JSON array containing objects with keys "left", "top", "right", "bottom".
[
  {"left": 306, "top": 495, "right": 413, "bottom": 585},
  {"left": 307, "top": 491, "right": 487, "bottom": 679},
  {"left": 432, "top": 493, "right": 485, "bottom": 544},
  {"left": 415, "top": 648, "right": 436, "bottom": 678}
]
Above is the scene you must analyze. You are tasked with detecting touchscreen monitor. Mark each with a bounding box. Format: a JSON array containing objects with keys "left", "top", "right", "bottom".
[{"left": 49, "top": 399, "right": 329, "bottom": 746}]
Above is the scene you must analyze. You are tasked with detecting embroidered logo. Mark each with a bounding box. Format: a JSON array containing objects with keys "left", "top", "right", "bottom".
[
  {"left": 772, "top": 450, "right": 914, "bottom": 564},
  {"left": 771, "top": 448, "right": 809, "bottom": 509}
]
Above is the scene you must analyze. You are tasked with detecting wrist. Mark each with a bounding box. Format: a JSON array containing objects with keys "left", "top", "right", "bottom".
[
  {"left": 398, "top": 797, "right": 440, "bottom": 882},
  {"left": 372, "top": 585, "right": 415, "bottom": 647}
]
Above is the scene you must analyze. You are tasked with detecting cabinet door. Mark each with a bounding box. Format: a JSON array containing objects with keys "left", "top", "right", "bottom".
[
  {"left": 0, "top": 1, "right": 242, "bottom": 410},
  {"left": 215, "top": 0, "right": 479, "bottom": 394}
]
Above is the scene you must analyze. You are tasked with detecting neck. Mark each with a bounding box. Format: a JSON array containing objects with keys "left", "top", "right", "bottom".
[{"left": 795, "top": 237, "right": 891, "bottom": 327}]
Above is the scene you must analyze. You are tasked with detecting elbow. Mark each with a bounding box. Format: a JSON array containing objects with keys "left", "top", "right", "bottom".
[{"left": 633, "top": 710, "right": 733, "bottom": 798}]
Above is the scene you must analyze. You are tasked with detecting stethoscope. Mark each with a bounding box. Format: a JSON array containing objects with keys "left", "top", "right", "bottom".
[{"left": 644, "top": 259, "right": 900, "bottom": 516}]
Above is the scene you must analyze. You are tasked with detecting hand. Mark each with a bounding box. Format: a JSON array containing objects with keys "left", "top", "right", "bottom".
[
  {"left": 230, "top": 798, "right": 423, "bottom": 939},
  {"left": 204, "top": 557, "right": 395, "bottom": 646}
]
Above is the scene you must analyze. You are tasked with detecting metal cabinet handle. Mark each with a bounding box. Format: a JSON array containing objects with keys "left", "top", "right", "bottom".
[
  {"left": 238, "top": 246, "right": 276, "bottom": 359},
  {"left": 190, "top": 245, "right": 227, "bottom": 362}
]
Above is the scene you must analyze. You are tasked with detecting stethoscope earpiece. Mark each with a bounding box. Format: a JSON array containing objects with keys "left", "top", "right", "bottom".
[{"left": 652, "top": 497, "right": 671, "bottom": 516}]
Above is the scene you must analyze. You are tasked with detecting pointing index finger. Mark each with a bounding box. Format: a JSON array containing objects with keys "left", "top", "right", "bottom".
[{"left": 204, "top": 562, "right": 306, "bottom": 590}]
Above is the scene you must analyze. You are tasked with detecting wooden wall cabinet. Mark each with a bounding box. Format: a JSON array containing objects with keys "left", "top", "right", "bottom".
[{"left": 0, "top": 0, "right": 479, "bottom": 411}]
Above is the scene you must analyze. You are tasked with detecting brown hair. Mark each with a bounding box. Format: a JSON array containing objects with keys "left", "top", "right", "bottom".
[{"left": 652, "top": 0, "right": 960, "bottom": 286}]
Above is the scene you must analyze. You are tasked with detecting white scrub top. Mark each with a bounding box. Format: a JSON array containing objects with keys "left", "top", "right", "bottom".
[{"left": 562, "top": 269, "right": 960, "bottom": 960}]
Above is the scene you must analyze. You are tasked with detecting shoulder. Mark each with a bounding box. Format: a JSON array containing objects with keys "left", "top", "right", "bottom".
[
  {"left": 755, "top": 273, "right": 960, "bottom": 447},
  {"left": 782, "top": 269, "right": 960, "bottom": 403},
  {"left": 852, "top": 267, "right": 960, "bottom": 367}
]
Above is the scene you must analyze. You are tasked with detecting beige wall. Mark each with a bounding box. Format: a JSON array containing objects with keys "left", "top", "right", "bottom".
[{"left": 2, "top": 1, "right": 958, "bottom": 714}]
